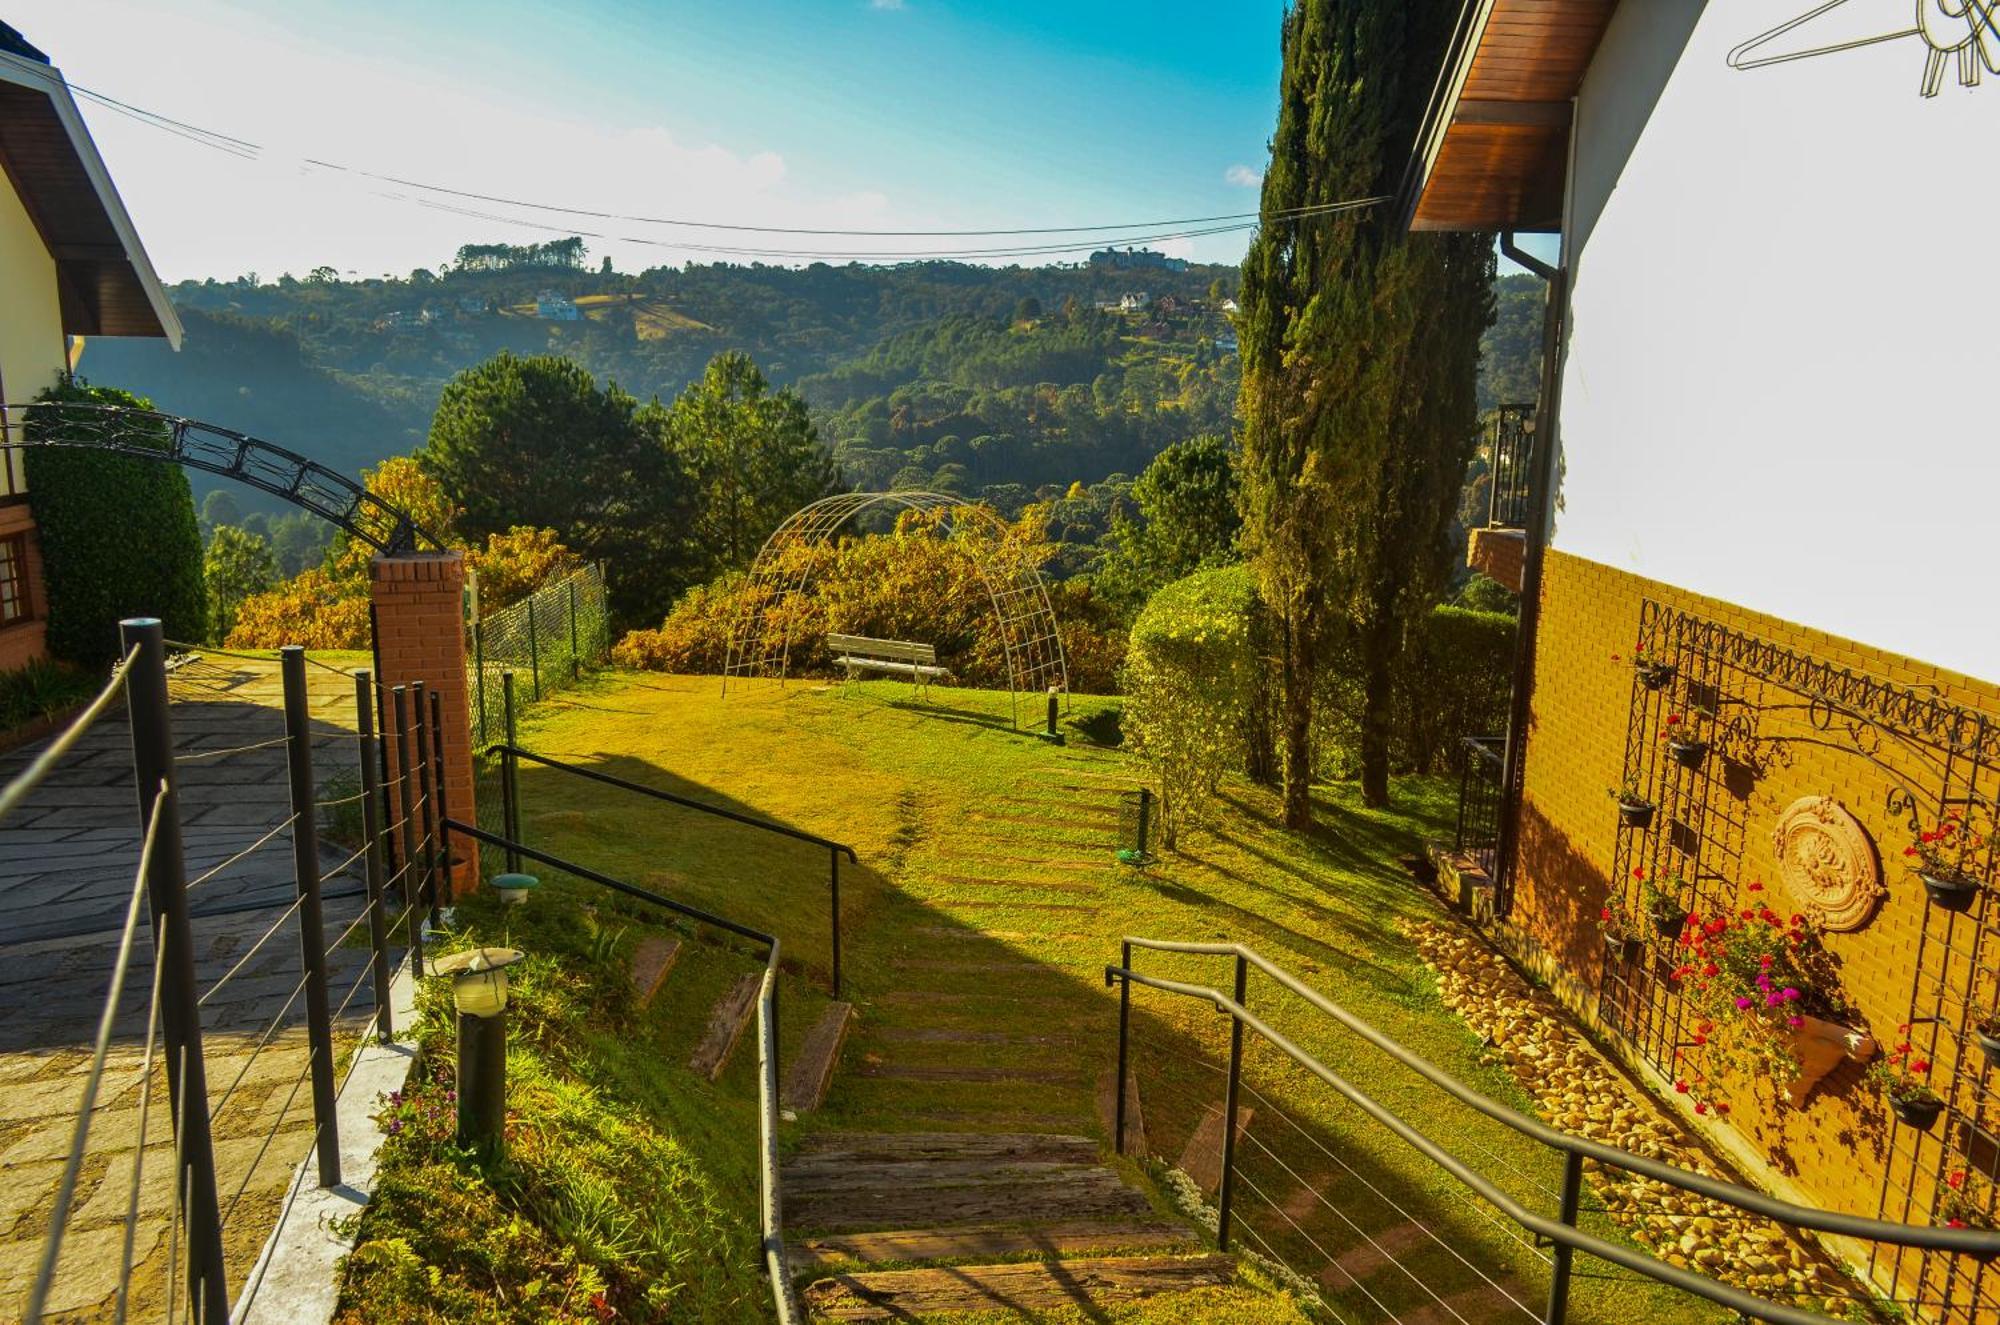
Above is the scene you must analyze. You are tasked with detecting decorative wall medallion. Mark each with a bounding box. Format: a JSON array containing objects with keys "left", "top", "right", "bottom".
[{"left": 1772, "top": 796, "right": 1884, "bottom": 931}]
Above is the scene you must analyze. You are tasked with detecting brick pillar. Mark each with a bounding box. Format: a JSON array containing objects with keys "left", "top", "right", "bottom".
[{"left": 369, "top": 551, "right": 477, "bottom": 894}]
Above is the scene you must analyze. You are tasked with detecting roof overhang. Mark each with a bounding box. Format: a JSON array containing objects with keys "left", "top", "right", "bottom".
[
  {"left": 0, "top": 49, "right": 181, "bottom": 346},
  {"left": 1402, "top": 0, "right": 1619, "bottom": 234}
]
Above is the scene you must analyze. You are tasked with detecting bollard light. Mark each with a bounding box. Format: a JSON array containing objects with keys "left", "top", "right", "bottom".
[
  {"left": 1037, "top": 683, "right": 1066, "bottom": 745},
  {"left": 431, "top": 946, "right": 524, "bottom": 1163},
  {"left": 491, "top": 872, "right": 540, "bottom": 908}
]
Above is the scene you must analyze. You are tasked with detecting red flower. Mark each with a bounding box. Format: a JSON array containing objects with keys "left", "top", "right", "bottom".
[
  {"left": 1695, "top": 1102, "right": 1709, "bottom": 1115},
  {"left": 1600, "top": 907, "right": 1612, "bottom": 922},
  {"left": 1905, "top": 846, "right": 1920, "bottom": 857},
  {"left": 1633, "top": 866, "right": 1646, "bottom": 881},
  {"left": 1950, "top": 1218, "right": 1968, "bottom": 1230},
  {"left": 1675, "top": 1080, "right": 1690, "bottom": 1093},
  {"left": 1748, "top": 881, "right": 1764, "bottom": 892},
  {"left": 1912, "top": 1059, "right": 1931, "bottom": 1073},
  {"left": 1702, "top": 962, "right": 1719, "bottom": 977},
  {"left": 1666, "top": 712, "right": 1685, "bottom": 727},
  {"left": 1950, "top": 1170, "right": 1967, "bottom": 1190},
  {"left": 1715, "top": 1102, "right": 1730, "bottom": 1115}
]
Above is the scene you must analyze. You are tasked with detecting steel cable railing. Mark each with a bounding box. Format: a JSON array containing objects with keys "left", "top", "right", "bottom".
[{"left": 1108, "top": 937, "right": 2000, "bottom": 1325}]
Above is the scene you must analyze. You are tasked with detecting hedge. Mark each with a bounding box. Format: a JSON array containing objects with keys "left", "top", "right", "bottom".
[
  {"left": 1316, "top": 604, "right": 1515, "bottom": 778},
  {"left": 23, "top": 378, "right": 207, "bottom": 665},
  {"left": 1123, "top": 563, "right": 1265, "bottom": 848}
]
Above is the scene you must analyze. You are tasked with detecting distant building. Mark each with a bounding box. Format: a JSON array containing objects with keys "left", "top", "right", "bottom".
[
  {"left": 1118, "top": 292, "right": 1152, "bottom": 312},
  {"left": 536, "top": 291, "right": 582, "bottom": 321},
  {"left": 1088, "top": 246, "right": 1188, "bottom": 273},
  {"left": 376, "top": 309, "right": 421, "bottom": 331},
  {"left": 1221, "top": 298, "right": 1240, "bottom": 314}
]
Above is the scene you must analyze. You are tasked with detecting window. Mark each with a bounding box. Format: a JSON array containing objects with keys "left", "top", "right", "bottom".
[{"left": 0, "top": 534, "right": 30, "bottom": 626}]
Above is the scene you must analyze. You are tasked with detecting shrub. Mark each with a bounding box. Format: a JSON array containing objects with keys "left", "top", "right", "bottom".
[
  {"left": 23, "top": 378, "right": 207, "bottom": 664},
  {"left": 0, "top": 657, "right": 101, "bottom": 734},
  {"left": 1123, "top": 563, "right": 1263, "bottom": 849}
]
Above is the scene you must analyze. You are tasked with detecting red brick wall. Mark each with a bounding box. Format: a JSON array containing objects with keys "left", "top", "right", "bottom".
[
  {"left": 1501, "top": 550, "right": 2000, "bottom": 1304},
  {"left": 1467, "top": 526, "right": 1526, "bottom": 594},
  {"left": 369, "top": 552, "right": 477, "bottom": 891}
]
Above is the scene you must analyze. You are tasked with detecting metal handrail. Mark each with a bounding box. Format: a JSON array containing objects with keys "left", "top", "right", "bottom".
[
  {"left": 485, "top": 741, "right": 855, "bottom": 995},
  {"left": 443, "top": 817, "right": 802, "bottom": 1324},
  {"left": 1108, "top": 937, "right": 2000, "bottom": 1325}
]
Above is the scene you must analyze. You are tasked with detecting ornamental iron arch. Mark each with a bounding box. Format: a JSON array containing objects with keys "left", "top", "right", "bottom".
[
  {"left": 722, "top": 491, "right": 1069, "bottom": 728},
  {"left": 0, "top": 402, "right": 444, "bottom": 554}
]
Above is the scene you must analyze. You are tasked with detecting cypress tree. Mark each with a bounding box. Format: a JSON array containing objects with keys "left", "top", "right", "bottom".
[{"left": 1238, "top": 0, "right": 1495, "bottom": 822}]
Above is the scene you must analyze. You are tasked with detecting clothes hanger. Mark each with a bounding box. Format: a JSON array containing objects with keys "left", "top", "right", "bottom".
[{"left": 1729, "top": 0, "right": 1999, "bottom": 94}]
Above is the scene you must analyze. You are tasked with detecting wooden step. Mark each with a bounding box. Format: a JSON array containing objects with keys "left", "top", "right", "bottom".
[
  {"left": 627, "top": 936, "right": 680, "bottom": 1007},
  {"left": 790, "top": 1132, "right": 1100, "bottom": 1166},
  {"left": 785, "top": 1169, "right": 1152, "bottom": 1233},
  {"left": 782, "top": 1002, "right": 856, "bottom": 1113},
  {"left": 856, "top": 1062, "right": 1080, "bottom": 1086},
  {"left": 802, "top": 1253, "right": 1237, "bottom": 1320},
  {"left": 688, "top": 972, "right": 761, "bottom": 1081},
  {"left": 788, "top": 1219, "right": 1193, "bottom": 1271},
  {"left": 1178, "top": 1103, "right": 1254, "bottom": 1195}
]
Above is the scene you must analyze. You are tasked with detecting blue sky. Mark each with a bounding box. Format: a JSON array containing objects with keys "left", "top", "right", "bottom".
[{"left": 18, "top": 0, "right": 1309, "bottom": 280}]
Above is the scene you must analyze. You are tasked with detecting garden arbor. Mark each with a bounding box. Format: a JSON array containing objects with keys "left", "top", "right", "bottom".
[{"left": 722, "top": 491, "right": 1069, "bottom": 728}]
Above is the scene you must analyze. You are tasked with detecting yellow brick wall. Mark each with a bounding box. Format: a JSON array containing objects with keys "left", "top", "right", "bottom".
[{"left": 1502, "top": 549, "right": 2000, "bottom": 1304}]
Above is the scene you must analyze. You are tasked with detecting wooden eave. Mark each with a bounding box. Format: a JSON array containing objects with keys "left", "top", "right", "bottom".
[
  {"left": 1404, "top": 0, "right": 1619, "bottom": 233},
  {"left": 0, "top": 55, "right": 179, "bottom": 343}
]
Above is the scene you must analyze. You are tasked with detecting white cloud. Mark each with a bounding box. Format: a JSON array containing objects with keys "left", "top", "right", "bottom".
[{"left": 1224, "top": 163, "right": 1262, "bottom": 188}]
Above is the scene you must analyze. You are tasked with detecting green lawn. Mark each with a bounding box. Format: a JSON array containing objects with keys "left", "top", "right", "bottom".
[{"left": 469, "top": 672, "right": 1729, "bottom": 1325}]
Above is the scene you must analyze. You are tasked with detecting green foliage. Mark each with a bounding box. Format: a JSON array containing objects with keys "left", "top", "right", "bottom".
[
  {"left": 23, "top": 377, "right": 207, "bottom": 665},
  {"left": 1316, "top": 605, "right": 1515, "bottom": 777},
  {"left": 423, "top": 352, "right": 694, "bottom": 627},
  {"left": 665, "top": 350, "right": 842, "bottom": 578},
  {"left": 1481, "top": 273, "right": 1546, "bottom": 410},
  {"left": 1123, "top": 564, "right": 1264, "bottom": 849},
  {"left": 1452, "top": 572, "right": 1519, "bottom": 616},
  {"left": 203, "top": 525, "right": 279, "bottom": 644},
  {"left": 1237, "top": 0, "right": 1493, "bottom": 820},
  {"left": 1097, "top": 435, "right": 1241, "bottom": 607},
  {"left": 0, "top": 657, "right": 101, "bottom": 734}
]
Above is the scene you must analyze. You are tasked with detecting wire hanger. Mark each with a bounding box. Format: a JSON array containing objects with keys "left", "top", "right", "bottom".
[{"left": 1729, "top": 0, "right": 1999, "bottom": 96}]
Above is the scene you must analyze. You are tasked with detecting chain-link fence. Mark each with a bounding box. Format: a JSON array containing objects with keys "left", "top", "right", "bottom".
[{"left": 468, "top": 562, "right": 610, "bottom": 745}]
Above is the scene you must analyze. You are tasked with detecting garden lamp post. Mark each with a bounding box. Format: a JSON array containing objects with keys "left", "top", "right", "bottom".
[{"left": 432, "top": 946, "right": 525, "bottom": 1163}]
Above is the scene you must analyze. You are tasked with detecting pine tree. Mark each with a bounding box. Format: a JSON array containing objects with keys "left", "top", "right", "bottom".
[{"left": 1237, "top": 0, "right": 1493, "bottom": 824}]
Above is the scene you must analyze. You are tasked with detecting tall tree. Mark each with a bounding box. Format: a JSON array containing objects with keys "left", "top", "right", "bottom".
[
  {"left": 1237, "top": 0, "right": 1492, "bottom": 823},
  {"left": 422, "top": 352, "right": 694, "bottom": 625},
  {"left": 1098, "top": 434, "right": 1241, "bottom": 605},
  {"left": 666, "top": 351, "right": 842, "bottom": 580},
  {"left": 203, "top": 525, "right": 278, "bottom": 644}
]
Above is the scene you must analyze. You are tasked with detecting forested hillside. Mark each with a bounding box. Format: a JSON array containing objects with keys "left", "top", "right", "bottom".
[{"left": 79, "top": 242, "right": 1540, "bottom": 522}]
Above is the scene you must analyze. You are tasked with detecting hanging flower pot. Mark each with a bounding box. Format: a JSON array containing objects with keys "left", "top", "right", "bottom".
[
  {"left": 1635, "top": 661, "right": 1675, "bottom": 691},
  {"left": 1648, "top": 900, "right": 1689, "bottom": 938},
  {"left": 1974, "top": 1023, "right": 2000, "bottom": 1073},
  {"left": 1920, "top": 872, "right": 1981, "bottom": 913},
  {"left": 1602, "top": 930, "right": 1643, "bottom": 964},
  {"left": 1617, "top": 798, "right": 1655, "bottom": 830},
  {"left": 1892, "top": 1093, "right": 1945, "bottom": 1131},
  {"left": 1667, "top": 738, "right": 1710, "bottom": 770}
]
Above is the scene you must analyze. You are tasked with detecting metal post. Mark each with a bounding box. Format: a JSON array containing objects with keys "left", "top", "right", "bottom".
[
  {"left": 281, "top": 647, "right": 341, "bottom": 1188},
  {"left": 527, "top": 595, "right": 541, "bottom": 700},
  {"left": 501, "top": 670, "right": 521, "bottom": 873},
  {"left": 1546, "top": 1149, "right": 1584, "bottom": 1325},
  {"left": 1136, "top": 788, "right": 1152, "bottom": 858},
  {"left": 568, "top": 578, "right": 580, "bottom": 680},
  {"left": 120, "top": 618, "right": 229, "bottom": 1325},
  {"left": 1115, "top": 940, "right": 1132, "bottom": 1156},
  {"left": 391, "top": 686, "right": 423, "bottom": 976},
  {"left": 474, "top": 621, "right": 488, "bottom": 747},
  {"left": 457, "top": 1008, "right": 507, "bottom": 1163},
  {"left": 430, "top": 689, "right": 454, "bottom": 906},
  {"left": 830, "top": 850, "right": 842, "bottom": 998},
  {"left": 1217, "top": 953, "right": 1247, "bottom": 1252},
  {"left": 354, "top": 670, "right": 394, "bottom": 1043},
  {"left": 412, "top": 681, "right": 440, "bottom": 929}
]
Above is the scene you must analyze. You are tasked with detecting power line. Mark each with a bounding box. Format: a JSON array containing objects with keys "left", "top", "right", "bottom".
[{"left": 52, "top": 73, "right": 1387, "bottom": 251}]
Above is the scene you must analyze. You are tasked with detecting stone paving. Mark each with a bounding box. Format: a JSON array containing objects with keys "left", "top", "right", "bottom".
[{"left": 0, "top": 653, "right": 408, "bottom": 1321}]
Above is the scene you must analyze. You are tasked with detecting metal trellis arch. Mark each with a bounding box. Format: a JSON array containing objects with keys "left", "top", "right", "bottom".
[
  {"left": 722, "top": 491, "right": 1069, "bottom": 728},
  {"left": 0, "top": 402, "right": 443, "bottom": 553}
]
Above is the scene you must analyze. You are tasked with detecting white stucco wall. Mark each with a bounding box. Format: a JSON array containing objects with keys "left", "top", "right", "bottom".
[
  {"left": 0, "top": 170, "right": 64, "bottom": 492},
  {"left": 1556, "top": 0, "right": 1999, "bottom": 683}
]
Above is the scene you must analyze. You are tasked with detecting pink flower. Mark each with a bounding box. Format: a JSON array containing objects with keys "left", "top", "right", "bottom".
[
  {"left": 1735, "top": 996, "right": 1753, "bottom": 1009},
  {"left": 1787, "top": 1016, "right": 1804, "bottom": 1028}
]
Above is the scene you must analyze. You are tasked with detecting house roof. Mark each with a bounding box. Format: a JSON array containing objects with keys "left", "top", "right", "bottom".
[
  {"left": 0, "top": 45, "right": 181, "bottom": 345},
  {"left": 1402, "top": 0, "right": 1619, "bottom": 233}
]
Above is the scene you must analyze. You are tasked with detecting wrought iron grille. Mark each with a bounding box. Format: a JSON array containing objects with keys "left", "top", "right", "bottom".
[
  {"left": 1487, "top": 403, "right": 1536, "bottom": 530},
  {"left": 1455, "top": 734, "right": 1507, "bottom": 877},
  {"left": 1597, "top": 600, "right": 2000, "bottom": 1322}
]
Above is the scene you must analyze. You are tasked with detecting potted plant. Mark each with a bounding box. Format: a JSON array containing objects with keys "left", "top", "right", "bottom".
[
  {"left": 1660, "top": 711, "right": 1710, "bottom": 770},
  {"left": 1609, "top": 778, "right": 1655, "bottom": 830},
  {"left": 1904, "top": 817, "right": 1988, "bottom": 913},
  {"left": 1939, "top": 1169, "right": 1996, "bottom": 1230},
  {"left": 1626, "top": 642, "right": 1675, "bottom": 692},
  {"left": 1974, "top": 1010, "right": 2000, "bottom": 1072},
  {"left": 1870, "top": 1042, "right": 1945, "bottom": 1130},
  {"left": 1598, "top": 902, "right": 1643, "bottom": 964},
  {"left": 1641, "top": 876, "right": 1690, "bottom": 937}
]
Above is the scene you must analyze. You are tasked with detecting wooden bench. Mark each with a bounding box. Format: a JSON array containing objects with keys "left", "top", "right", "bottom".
[{"left": 828, "top": 633, "right": 952, "bottom": 693}]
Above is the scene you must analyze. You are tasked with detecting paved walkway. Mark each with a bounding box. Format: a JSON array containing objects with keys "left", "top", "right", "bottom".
[{"left": 0, "top": 653, "right": 402, "bottom": 1321}]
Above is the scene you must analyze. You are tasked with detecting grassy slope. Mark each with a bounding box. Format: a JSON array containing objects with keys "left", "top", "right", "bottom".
[{"left": 493, "top": 673, "right": 1728, "bottom": 1325}]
